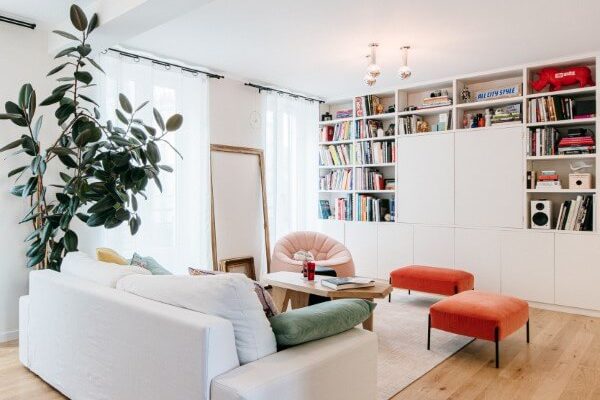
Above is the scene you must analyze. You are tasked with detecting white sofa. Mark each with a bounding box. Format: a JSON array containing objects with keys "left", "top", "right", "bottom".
[{"left": 19, "top": 270, "right": 378, "bottom": 400}]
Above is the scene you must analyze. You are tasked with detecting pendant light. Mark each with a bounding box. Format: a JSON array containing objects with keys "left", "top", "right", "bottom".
[
  {"left": 364, "top": 43, "right": 380, "bottom": 86},
  {"left": 398, "top": 46, "right": 412, "bottom": 80}
]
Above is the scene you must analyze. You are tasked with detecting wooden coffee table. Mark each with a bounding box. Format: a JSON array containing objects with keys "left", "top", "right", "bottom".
[{"left": 263, "top": 271, "right": 392, "bottom": 331}]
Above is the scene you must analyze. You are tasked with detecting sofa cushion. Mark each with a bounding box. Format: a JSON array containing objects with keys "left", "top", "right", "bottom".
[
  {"left": 117, "top": 273, "right": 277, "bottom": 364},
  {"left": 61, "top": 251, "right": 150, "bottom": 288},
  {"left": 96, "top": 247, "right": 129, "bottom": 265},
  {"left": 268, "top": 299, "right": 376, "bottom": 348},
  {"left": 131, "top": 253, "right": 172, "bottom": 275},
  {"left": 188, "top": 267, "right": 279, "bottom": 318}
]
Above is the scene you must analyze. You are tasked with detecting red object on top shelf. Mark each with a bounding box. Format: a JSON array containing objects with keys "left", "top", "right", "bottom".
[{"left": 530, "top": 66, "right": 595, "bottom": 92}]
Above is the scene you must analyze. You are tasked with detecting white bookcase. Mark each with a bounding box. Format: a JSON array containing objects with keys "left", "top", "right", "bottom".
[{"left": 316, "top": 53, "right": 600, "bottom": 314}]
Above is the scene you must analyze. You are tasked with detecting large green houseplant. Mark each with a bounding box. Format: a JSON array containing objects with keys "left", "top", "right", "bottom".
[{"left": 0, "top": 5, "right": 183, "bottom": 270}]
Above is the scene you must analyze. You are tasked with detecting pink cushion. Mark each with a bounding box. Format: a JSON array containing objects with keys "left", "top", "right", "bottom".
[{"left": 271, "top": 231, "right": 355, "bottom": 277}]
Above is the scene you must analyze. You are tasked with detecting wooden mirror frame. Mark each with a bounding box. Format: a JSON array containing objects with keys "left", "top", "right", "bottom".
[{"left": 209, "top": 144, "right": 271, "bottom": 274}]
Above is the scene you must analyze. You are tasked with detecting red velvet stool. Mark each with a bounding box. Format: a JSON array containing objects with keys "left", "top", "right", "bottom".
[
  {"left": 389, "top": 265, "right": 474, "bottom": 301},
  {"left": 428, "top": 290, "right": 530, "bottom": 368}
]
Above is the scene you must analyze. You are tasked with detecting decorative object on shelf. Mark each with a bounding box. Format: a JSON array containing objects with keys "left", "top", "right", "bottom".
[
  {"left": 474, "top": 83, "right": 522, "bottom": 102},
  {"left": 491, "top": 104, "right": 521, "bottom": 124},
  {"left": 569, "top": 173, "right": 592, "bottom": 189},
  {"left": 570, "top": 159, "right": 594, "bottom": 172},
  {"left": 375, "top": 103, "right": 385, "bottom": 114},
  {"left": 321, "top": 112, "right": 332, "bottom": 121},
  {"left": 471, "top": 114, "right": 480, "bottom": 128},
  {"left": 335, "top": 109, "right": 353, "bottom": 119},
  {"left": 461, "top": 86, "right": 472, "bottom": 103},
  {"left": 355, "top": 96, "right": 364, "bottom": 117},
  {"left": 416, "top": 120, "right": 430, "bottom": 133},
  {"left": 377, "top": 127, "right": 385, "bottom": 137},
  {"left": 219, "top": 257, "right": 257, "bottom": 281},
  {"left": 477, "top": 114, "right": 485, "bottom": 127},
  {"left": 385, "top": 123, "right": 395, "bottom": 136},
  {"left": 531, "top": 200, "right": 552, "bottom": 229},
  {"left": 398, "top": 46, "right": 412, "bottom": 80},
  {"left": 404, "top": 105, "right": 418, "bottom": 112},
  {"left": 421, "top": 89, "right": 452, "bottom": 109},
  {"left": 485, "top": 109, "right": 492, "bottom": 127},
  {"left": 384, "top": 179, "right": 396, "bottom": 190},
  {"left": 530, "top": 66, "right": 595, "bottom": 92},
  {"left": 387, "top": 105, "right": 396, "bottom": 113},
  {"left": 364, "top": 43, "right": 380, "bottom": 86},
  {"left": 556, "top": 195, "right": 593, "bottom": 231}
]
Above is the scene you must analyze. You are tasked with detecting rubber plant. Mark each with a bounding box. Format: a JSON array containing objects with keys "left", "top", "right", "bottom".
[{"left": 0, "top": 4, "right": 183, "bottom": 271}]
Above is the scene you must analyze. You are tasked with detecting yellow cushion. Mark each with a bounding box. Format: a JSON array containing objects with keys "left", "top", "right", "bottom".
[{"left": 96, "top": 248, "right": 129, "bottom": 265}]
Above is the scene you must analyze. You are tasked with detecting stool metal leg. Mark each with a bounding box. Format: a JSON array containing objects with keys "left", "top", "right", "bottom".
[
  {"left": 388, "top": 277, "right": 391, "bottom": 303},
  {"left": 427, "top": 314, "right": 431, "bottom": 350},
  {"left": 495, "top": 327, "right": 500, "bottom": 368},
  {"left": 526, "top": 319, "right": 530, "bottom": 343},
  {"left": 408, "top": 289, "right": 411, "bottom": 295}
]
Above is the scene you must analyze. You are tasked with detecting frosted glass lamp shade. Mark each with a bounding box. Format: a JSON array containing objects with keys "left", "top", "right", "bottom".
[
  {"left": 398, "top": 65, "right": 412, "bottom": 80},
  {"left": 367, "top": 63, "right": 381, "bottom": 78},
  {"left": 364, "top": 73, "right": 376, "bottom": 86}
]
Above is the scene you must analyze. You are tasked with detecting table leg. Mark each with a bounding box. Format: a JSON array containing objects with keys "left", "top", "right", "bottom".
[
  {"left": 271, "top": 287, "right": 289, "bottom": 312},
  {"left": 362, "top": 298, "right": 374, "bottom": 331},
  {"left": 289, "top": 291, "right": 310, "bottom": 309}
]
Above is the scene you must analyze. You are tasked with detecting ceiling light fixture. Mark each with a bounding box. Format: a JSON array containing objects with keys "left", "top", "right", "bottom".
[
  {"left": 366, "top": 43, "right": 381, "bottom": 78},
  {"left": 398, "top": 46, "right": 412, "bottom": 80}
]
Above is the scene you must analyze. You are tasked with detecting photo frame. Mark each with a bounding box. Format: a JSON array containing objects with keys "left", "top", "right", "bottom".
[{"left": 218, "top": 257, "right": 256, "bottom": 281}]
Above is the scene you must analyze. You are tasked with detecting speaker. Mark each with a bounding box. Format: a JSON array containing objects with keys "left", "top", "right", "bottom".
[{"left": 531, "top": 200, "right": 552, "bottom": 229}]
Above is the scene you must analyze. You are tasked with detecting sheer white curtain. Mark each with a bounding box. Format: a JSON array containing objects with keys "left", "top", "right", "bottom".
[
  {"left": 95, "top": 52, "right": 211, "bottom": 273},
  {"left": 263, "top": 92, "right": 319, "bottom": 244}
]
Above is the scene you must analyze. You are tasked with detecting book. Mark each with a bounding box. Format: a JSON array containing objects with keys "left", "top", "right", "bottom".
[
  {"left": 319, "top": 200, "right": 331, "bottom": 219},
  {"left": 321, "top": 277, "right": 375, "bottom": 290}
]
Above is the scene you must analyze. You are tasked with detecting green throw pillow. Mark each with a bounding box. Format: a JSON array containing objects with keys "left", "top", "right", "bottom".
[
  {"left": 130, "top": 253, "right": 172, "bottom": 275},
  {"left": 269, "top": 299, "right": 376, "bottom": 348}
]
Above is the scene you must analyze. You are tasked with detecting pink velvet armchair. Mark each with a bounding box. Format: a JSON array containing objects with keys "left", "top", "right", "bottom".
[{"left": 271, "top": 231, "right": 355, "bottom": 278}]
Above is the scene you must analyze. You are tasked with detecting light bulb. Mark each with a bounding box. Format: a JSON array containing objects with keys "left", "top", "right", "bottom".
[
  {"left": 398, "top": 65, "right": 412, "bottom": 80},
  {"left": 364, "top": 73, "right": 376, "bottom": 86},
  {"left": 367, "top": 63, "right": 381, "bottom": 78}
]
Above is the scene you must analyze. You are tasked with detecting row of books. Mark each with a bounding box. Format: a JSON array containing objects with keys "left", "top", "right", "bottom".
[
  {"left": 319, "top": 198, "right": 352, "bottom": 221},
  {"left": 355, "top": 120, "right": 394, "bottom": 139},
  {"left": 355, "top": 141, "right": 395, "bottom": 165},
  {"left": 356, "top": 195, "right": 394, "bottom": 222},
  {"left": 420, "top": 95, "right": 452, "bottom": 109},
  {"left": 527, "top": 128, "right": 560, "bottom": 156},
  {"left": 319, "top": 169, "right": 352, "bottom": 191},
  {"left": 398, "top": 112, "right": 451, "bottom": 134},
  {"left": 527, "top": 127, "right": 596, "bottom": 156},
  {"left": 335, "top": 109, "right": 353, "bottom": 119},
  {"left": 355, "top": 95, "right": 385, "bottom": 117},
  {"left": 319, "top": 144, "right": 353, "bottom": 166},
  {"left": 556, "top": 195, "right": 593, "bottom": 231},
  {"left": 528, "top": 96, "right": 578, "bottom": 122},
  {"left": 354, "top": 168, "right": 384, "bottom": 190},
  {"left": 320, "top": 122, "right": 352, "bottom": 142}
]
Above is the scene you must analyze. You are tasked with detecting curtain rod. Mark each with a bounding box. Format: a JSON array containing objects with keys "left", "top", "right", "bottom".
[
  {"left": 105, "top": 48, "right": 224, "bottom": 79},
  {"left": 0, "top": 15, "right": 36, "bottom": 30},
  {"left": 245, "top": 83, "right": 324, "bottom": 103}
]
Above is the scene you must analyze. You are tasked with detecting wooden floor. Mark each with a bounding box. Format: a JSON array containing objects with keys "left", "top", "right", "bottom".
[{"left": 1, "top": 308, "right": 600, "bottom": 400}]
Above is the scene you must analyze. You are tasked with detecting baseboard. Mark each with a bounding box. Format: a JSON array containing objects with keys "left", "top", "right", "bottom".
[
  {"left": 0, "top": 330, "right": 18, "bottom": 343},
  {"left": 529, "top": 302, "right": 600, "bottom": 318}
]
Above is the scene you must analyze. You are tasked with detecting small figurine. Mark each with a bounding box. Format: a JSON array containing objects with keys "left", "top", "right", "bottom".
[
  {"left": 531, "top": 66, "right": 595, "bottom": 92},
  {"left": 461, "top": 86, "right": 472, "bottom": 103},
  {"left": 385, "top": 123, "right": 395, "bottom": 136},
  {"left": 387, "top": 105, "right": 396, "bottom": 113},
  {"left": 375, "top": 103, "right": 385, "bottom": 114},
  {"left": 416, "top": 120, "right": 430, "bottom": 133},
  {"left": 485, "top": 109, "right": 492, "bottom": 127},
  {"left": 321, "top": 112, "right": 332, "bottom": 121},
  {"left": 377, "top": 128, "right": 385, "bottom": 138}
]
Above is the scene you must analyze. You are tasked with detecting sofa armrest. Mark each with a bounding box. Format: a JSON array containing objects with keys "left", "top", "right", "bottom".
[{"left": 211, "top": 328, "right": 377, "bottom": 400}]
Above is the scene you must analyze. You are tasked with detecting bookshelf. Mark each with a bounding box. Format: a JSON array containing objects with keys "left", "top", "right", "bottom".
[{"left": 318, "top": 54, "right": 598, "bottom": 233}]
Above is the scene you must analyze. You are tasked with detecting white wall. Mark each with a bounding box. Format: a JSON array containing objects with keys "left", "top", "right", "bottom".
[{"left": 0, "top": 23, "right": 55, "bottom": 342}]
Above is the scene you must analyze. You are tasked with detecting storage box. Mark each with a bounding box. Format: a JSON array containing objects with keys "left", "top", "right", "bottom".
[{"left": 568, "top": 173, "right": 593, "bottom": 189}]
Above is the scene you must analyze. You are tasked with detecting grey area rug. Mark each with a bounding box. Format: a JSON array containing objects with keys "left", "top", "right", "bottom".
[{"left": 373, "top": 291, "right": 473, "bottom": 400}]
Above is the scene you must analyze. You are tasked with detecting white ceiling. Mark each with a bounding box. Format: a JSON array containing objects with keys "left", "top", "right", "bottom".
[
  {"left": 3, "top": 0, "right": 600, "bottom": 100},
  {"left": 122, "top": 0, "right": 600, "bottom": 100}
]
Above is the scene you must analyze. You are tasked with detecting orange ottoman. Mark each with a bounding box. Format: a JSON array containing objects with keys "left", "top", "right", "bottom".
[
  {"left": 389, "top": 265, "right": 474, "bottom": 301},
  {"left": 428, "top": 291, "right": 530, "bottom": 368}
]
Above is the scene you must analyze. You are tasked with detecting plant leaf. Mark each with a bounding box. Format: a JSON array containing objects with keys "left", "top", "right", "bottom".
[
  {"left": 153, "top": 108, "right": 165, "bottom": 131},
  {"left": 52, "top": 30, "right": 79, "bottom": 41},
  {"left": 86, "top": 57, "right": 104, "bottom": 73},
  {"left": 58, "top": 154, "right": 77, "bottom": 168},
  {"left": 74, "top": 71, "right": 93, "bottom": 85},
  {"left": 78, "top": 94, "right": 98, "bottom": 106},
  {"left": 87, "top": 13, "right": 99, "bottom": 34},
  {"left": 129, "top": 216, "right": 140, "bottom": 235},
  {"left": 47, "top": 63, "right": 69, "bottom": 76},
  {"left": 119, "top": 93, "right": 133, "bottom": 114},
  {"left": 70, "top": 4, "right": 88, "bottom": 31},
  {"left": 55, "top": 47, "right": 77, "bottom": 59},
  {"left": 0, "top": 113, "right": 21, "bottom": 120},
  {"left": 8, "top": 166, "right": 27, "bottom": 178},
  {"left": 63, "top": 230, "right": 78, "bottom": 252},
  {"left": 158, "top": 164, "right": 173, "bottom": 172},
  {"left": 76, "top": 44, "right": 91, "bottom": 57},
  {"left": 39, "top": 92, "right": 64, "bottom": 106},
  {"left": 32, "top": 115, "right": 43, "bottom": 140},
  {"left": 115, "top": 109, "right": 128, "bottom": 125},
  {"left": 146, "top": 141, "right": 160, "bottom": 164},
  {"left": 18, "top": 84, "right": 33, "bottom": 110},
  {"left": 166, "top": 114, "right": 183, "bottom": 131},
  {"left": 0, "top": 138, "right": 23, "bottom": 152},
  {"left": 49, "top": 147, "right": 76, "bottom": 156}
]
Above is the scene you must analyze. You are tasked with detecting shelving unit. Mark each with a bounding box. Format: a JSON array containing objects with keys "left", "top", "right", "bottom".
[{"left": 318, "top": 54, "right": 598, "bottom": 232}]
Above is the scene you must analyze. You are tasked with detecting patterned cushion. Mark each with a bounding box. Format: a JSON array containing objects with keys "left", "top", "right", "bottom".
[
  {"left": 130, "top": 253, "right": 172, "bottom": 275},
  {"left": 188, "top": 267, "right": 279, "bottom": 318}
]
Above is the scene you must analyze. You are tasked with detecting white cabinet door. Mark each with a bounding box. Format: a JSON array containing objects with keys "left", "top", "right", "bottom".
[
  {"left": 555, "top": 233, "right": 600, "bottom": 310},
  {"left": 377, "top": 223, "right": 413, "bottom": 280},
  {"left": 314, "top": 219, "right": 345, "bottom": 244},
  {"left": 344, "top": 222, "right": 378, "bottom": 278},
  {"left": 500, "top": 230, "right": 554, "bottom": 303},
  {"left": 455, "top": 228, "right": 501, "bottom": 293},
  {"left": 455, "top": 126, "right": 524, "bottom": 228},
  {"left": 413, "top": 225, "right": 454, "bottom": 267},
  {"left": 397, "top": 134, "right": 454, "bottom": 225}
]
